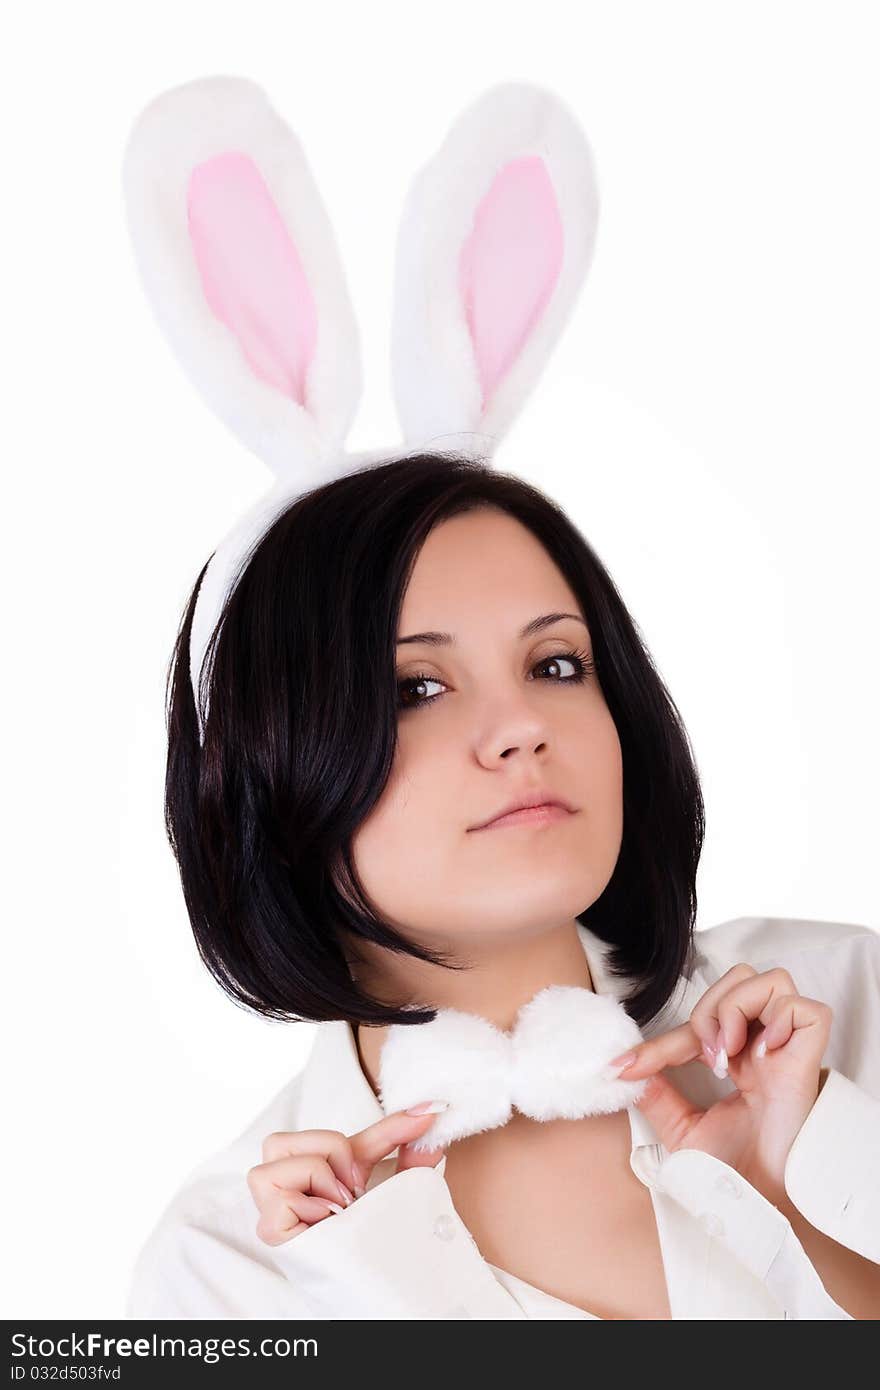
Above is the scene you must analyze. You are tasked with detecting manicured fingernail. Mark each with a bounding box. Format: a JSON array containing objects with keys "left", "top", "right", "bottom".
[
  {"left": 713, "top": 1046, "right": 728, "bottom": 1079},
  {"left": 756, "top": 1037, "right": 767, "bottom": 1059},
  {"left": 336, "top": 1180, "right": 355, "bottom": 1206},
  {"left": 702, "top": 1041, "right": 716, "bottom": 1065},
  {"left": 405, "top": 1100, "right": 449, "bottom": 1115},
  {"left": 324, "top": 1200, "right": 346, "bottom": 1215},
  {"left": 605, "top": 1051, "right": 637, "bottom": 1078}
]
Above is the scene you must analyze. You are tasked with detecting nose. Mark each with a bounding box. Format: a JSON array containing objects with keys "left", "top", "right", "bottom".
[
  {"left": 475, "top": 700, "right": 552, "bottom": 768},
  {"left": 499, "top": 735, "right": 547, "bottom": 760}
]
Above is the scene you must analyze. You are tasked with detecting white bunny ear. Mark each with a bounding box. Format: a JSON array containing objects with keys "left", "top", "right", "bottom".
[
  {"left": 121, "top": 74, "right": 362, "bottom": 488},
  {"left": 391, "top": 82, "right": 599, "bottom": 456}
]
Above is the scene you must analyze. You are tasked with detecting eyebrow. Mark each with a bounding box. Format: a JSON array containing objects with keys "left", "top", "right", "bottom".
[{"left": 397, "top": 612, "right": 587, "bottom": 646}]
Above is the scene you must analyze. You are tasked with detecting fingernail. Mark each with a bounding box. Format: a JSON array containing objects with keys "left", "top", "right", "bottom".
[
  {"left": 324, "top": 1200, "right": 346, "bottom": 1215},
  {"left": 405, "top": 1100, "right": 449, "bottom": 1115},
  {"left": 713, "top": 1046, "right": 728, "bottom": 1079},
  {"left": 350, "top": 1161, "right": 366, "bottom": 1191},
  {"left": 606, "top": 1051, "right": 637, "bottom": 1075},
  {"left": 702, "top": 1041, "right": 717, "bottom": 1065},
  {"left": 756, "top": 1036, "right": 767, "bottom": 1059},
  {"left": 336, "top": 1179, "right": 355, "bottom": 1206}
]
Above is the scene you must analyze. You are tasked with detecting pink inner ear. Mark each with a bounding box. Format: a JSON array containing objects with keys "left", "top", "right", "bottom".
[
  {"left": 187, "top": 151, "right": 318, "bottom": 404},
  {"left": 458, "top": 155, "right": 564, "bottom": 408}
]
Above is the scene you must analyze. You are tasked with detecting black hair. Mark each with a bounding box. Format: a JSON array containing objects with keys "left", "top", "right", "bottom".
[{"left": 165, "top": 451, "right": 703, "bottom": 1031}]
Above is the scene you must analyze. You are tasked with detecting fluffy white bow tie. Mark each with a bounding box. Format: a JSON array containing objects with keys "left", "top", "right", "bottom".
[{"left": 377, "top": 985, "right": 649, "bottom": 1151}]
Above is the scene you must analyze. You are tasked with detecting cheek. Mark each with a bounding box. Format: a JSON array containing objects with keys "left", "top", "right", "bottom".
[
  {"left": 595, "top": 708, "right": 623, "bottom": 798},
  {"left": 349, "top": 739, "right": 456, "bottom": 919},
  {"left": 571, "top": 706, "right": 624, "bottom": 839}
]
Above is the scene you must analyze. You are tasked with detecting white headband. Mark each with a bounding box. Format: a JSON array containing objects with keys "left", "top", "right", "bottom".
[{"left": 121, "top": 76, "right": 599, "bottom": 742}]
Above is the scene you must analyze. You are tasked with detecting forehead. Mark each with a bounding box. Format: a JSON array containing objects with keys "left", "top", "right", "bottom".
[{"left": 401, "top": 509, "right": 579, "bottom": 624}]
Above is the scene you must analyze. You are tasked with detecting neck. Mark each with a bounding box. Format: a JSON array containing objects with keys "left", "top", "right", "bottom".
[{"left": 351, "top": 919, "right": 594, "bottom": 1101}]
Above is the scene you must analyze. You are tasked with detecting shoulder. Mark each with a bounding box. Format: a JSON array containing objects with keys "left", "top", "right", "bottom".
[
  {"left": 127, "top": 1065, "right": 317, "bottom": 1318},
  {"left": 692, "top": 914, "right": 880, "bottom": 1093},
  {"left": 693, "top": 913, "right": 878, "bottom": 971}
]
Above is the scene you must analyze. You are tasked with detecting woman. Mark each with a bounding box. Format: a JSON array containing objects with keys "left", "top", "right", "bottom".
[
  {"left": 126, "top": 452, "right": 880, "bottom": 1320},
  {"left": 121, "top": 77, "right": 880, "bottom": 1319}
]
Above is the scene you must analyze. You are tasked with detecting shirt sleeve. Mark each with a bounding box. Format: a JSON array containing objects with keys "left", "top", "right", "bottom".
[
  {"left": 655, "top": 1147, "right": 853, "bottom": 1319},
  {"left": 782, "top": 923, "right": 880, "bottom": 1264},
  {"left": 782, "top": 1066, "right": 880, "bottom": 1264},
  {"left": 125, "top": 1202, "right": 326, "bottom": 1320}
]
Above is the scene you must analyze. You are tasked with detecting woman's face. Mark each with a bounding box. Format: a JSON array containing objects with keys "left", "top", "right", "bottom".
[{"left": 350, "top": 507, "right": 623, "bottom": 951}]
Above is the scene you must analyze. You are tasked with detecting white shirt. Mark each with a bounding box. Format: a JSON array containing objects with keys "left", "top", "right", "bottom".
[{"left": 126, "top": 915, "right": 880, "bottom": 1320}]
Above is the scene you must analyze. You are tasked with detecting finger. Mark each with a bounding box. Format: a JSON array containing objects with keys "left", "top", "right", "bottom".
[
  {"left": 687, "top": 962, "right": 759, "bottom": 1056},
  {"left": 632, "top": 1072, "right": 703, "bottom": 1152},
  {"left": 255, "top": 1189, "right": 341, "bottom": 1247},
  {"left": 611, "top": 964, "right": 766, "bottom": 1078},
  {"left": 609, "top": 1021, "right": 702, "bottom": 1079},
  {"left": 756, "top": 994, "right": 832, "bottom": 1063},
  {"left": 261, "top": 1129, "right": 360, "bottom": 1198},
  {"left": 248, "top": 1152, "right": 356, "bottom": 1211},
  {"left": 713, "top": 968, "right": 799, "bottom": 1059},
  {"left": 349, "top": 1108, "right": 449, "bottom": 1185},
  {"left": 610, "top": 966, "right": 803, "bottom": 1080},
  {"left": 395, "top": 1140, "right": 447, "bottom": 1174}
]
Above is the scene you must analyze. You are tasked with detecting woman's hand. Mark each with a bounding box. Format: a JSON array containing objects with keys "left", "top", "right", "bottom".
[
  {"left": 608, "top": 963, "right": 833, "bottom": 1203},
  {"left": 247, "top": 1104, "right": 447, "bottom": 1247}
]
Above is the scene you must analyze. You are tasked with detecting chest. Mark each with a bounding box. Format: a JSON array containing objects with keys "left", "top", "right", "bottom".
[{"left": 441, "top": 1115, "right": 672, "bottom": 1320}]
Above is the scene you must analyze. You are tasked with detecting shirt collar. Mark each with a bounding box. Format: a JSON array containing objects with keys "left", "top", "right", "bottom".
[{"left": 296, "top": 921, "right": 705, "bottom": 1160}]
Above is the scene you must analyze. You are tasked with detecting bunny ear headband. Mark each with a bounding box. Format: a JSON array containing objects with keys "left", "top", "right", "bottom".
[{"left": 121, "top": 75, "right": 600, "bottom": 742}]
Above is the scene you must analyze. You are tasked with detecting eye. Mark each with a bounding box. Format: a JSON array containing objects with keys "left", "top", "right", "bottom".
[
  {"left": 396, "top": 672, "right": 446, "bottom": 710},
  {"left": 535, "top": 652, "right": 589, "bottom": 682},
  {"left": 396, "top": 648, "right": 595, "bottom": 712}
]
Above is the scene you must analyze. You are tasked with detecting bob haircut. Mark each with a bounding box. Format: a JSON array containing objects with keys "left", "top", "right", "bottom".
[{"left": 166, "top": 451, "right": 704, "bottom": 1031}]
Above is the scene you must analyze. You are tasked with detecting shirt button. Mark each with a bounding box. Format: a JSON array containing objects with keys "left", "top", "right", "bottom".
[
  {"left": 698, "top": 1211, "right": 725, "bottom": 1237},
  {"left": 433, "top": 1214, "right": 456, "bottom": 1242},
  {"left": 713, "top": 1172, "right": 743, "bottom": 1199}
]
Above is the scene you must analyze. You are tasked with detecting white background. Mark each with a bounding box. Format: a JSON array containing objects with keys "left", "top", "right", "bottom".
[{"left": 3, "top": 0, "right": 877, "bottom": 1318}]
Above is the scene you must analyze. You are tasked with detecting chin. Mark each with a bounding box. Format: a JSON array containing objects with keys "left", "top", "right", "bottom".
[{"left": 467, "top": 877, "right": 602, "bottom": 920}]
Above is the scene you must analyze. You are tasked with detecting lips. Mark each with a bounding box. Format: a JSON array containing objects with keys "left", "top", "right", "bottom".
[{"left": 469, "top": 794, "right": 576, "bottom": 832}]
